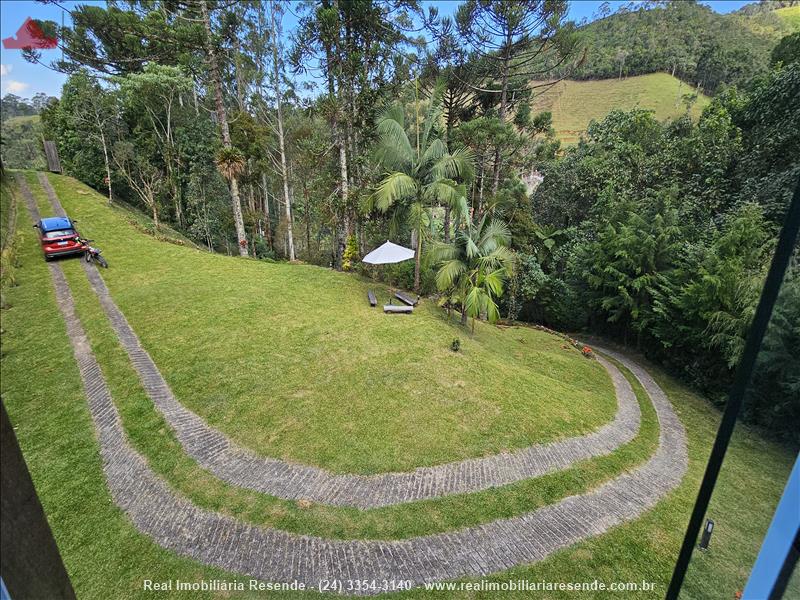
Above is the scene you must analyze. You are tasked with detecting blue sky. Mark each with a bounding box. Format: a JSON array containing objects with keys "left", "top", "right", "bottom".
[{"left": 1, "top": 0, "right": 754, "bottom": 99}]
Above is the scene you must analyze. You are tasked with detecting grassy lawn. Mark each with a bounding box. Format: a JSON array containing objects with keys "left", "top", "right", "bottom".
[
  {"left": 49, "top": 253, "right": 667, "bottom": 540},
  {"left": 22, "top": 208, "right": 666, "bottom": 541},
  {"left": 531, "top": 73, "right": 710, "bottom": 145},
  {"left": 1, "top": 174, "right": 260, "bottom": 600},
  {"left": 2, "top": 172, "right": 796, "bottom": 599},
  {"left": 37, "top": 172, "right": 619, "bottom": 475}
]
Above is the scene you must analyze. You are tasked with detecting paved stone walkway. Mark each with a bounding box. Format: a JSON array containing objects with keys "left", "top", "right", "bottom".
[
  {"left": 19, "top": 173, "right": 688, "bottom": 594},
  {"left": 34, "top": 172, "right": 642, "bottom": 509}
]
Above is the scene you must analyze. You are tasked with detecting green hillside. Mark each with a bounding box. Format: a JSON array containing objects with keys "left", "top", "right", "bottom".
[
  {"left": 15, "top": 172, "right": 620, "bottom": 475},
  {"left": 531, "top": 73, "right": 711, "bottom": 145},
  {"left": 570, "top": 1, "right": 792, "bottom": 93},
  {"left": 0, "top": 115, "right": 46, "bottom": 170},
  {"left": 1, "top": 171, "right": 796, "bottom": 599},
  {"left": 775, "top": 5, "right": 800, "bottom": 28}
]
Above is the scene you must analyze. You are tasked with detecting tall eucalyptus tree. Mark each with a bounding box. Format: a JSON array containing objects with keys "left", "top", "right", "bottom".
[{"left": 200, "top": 0, "right": 249, "bottom": 256}]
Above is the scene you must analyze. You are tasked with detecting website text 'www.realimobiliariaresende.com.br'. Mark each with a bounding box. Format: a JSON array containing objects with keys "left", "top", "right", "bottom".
[{"left": 423, "top": 578, "right": 658, "bottom": 593}]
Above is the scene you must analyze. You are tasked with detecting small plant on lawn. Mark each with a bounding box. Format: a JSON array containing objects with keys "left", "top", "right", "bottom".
[{"left": 451, "top": 337, "right": 461, "bottom": 352}]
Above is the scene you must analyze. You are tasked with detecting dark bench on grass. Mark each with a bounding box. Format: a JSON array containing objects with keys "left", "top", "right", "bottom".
[
  {"left": 384, "top": 304, "right": 413, "bottom": 314},
  {"left": 368, "top": 290, "right": 377, "bottom": 307},
  {"left": 394, "top": 291, "right": 419, "bottom": 306}
]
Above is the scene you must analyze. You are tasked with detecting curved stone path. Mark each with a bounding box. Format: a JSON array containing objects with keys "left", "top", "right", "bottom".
[
  {"left": 34, "top": 172, "right": 641, "bottom": 509},
  {"left": 19, "top": 173, "right": 688, "bottom": 594}
]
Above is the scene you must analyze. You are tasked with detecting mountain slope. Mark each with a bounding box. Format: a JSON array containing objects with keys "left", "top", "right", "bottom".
[
  {"left": 570, "top": 1, "right": 794, "bottom": 93},
  {"left": 775, "top": 5, "right": 800, "bottom": 27},
  {"left": 532, "top": 73, "right": 710, "bottom": 145}
]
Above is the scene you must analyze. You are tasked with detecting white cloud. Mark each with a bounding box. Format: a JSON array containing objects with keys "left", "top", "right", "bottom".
[
  {"left": 4, "top": 80, "right": 30, "bottom": 94},
  {"left": 0, "top": 64, "right": 10, "bottom": 77}
]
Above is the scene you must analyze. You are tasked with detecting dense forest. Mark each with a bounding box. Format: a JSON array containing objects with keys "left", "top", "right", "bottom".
[
  {"left": 569, "top": 0, "right": 797, "bottom": 92},
  {"left": 0, "top": 93, "right": 55, "bottom": 120},
  {"left": 0, "top": 93, "right": 57, "bottom": 170},
  {"left": 7, "top": 0, "right": 799, "bottom": 441}
]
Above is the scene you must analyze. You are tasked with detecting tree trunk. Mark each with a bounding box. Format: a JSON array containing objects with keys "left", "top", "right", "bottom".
[
  {"left": 443, "top": 95, "right": 454, "bottom": 243},
  {"left": 168, "top": 165, "right": 182, "bottom": 227},
  {"left": 443, "top": 205, "right": 451, "bottom": 243},
  {"left": 335, "top": 139, "right": 350, "bottom": 269},
  {"left": 99, "top": 129, "right": 112, "bottom": 205},
  {"left": 320, "top": 1, "right": 348, "bottom": 270},
  {"left": 150, "top": 196, "right": 159, "bottom": 230},
  {"left": 270, "top": 3, "right": 295, "bottom": 261},
  {"left": 200, "top": 0, "right": 248, "bottom": 256},
  {"left": 490, "top": 146, "right": 502, "bottom": 197},
  {"left": 303, "top": 182, "right": 312, "bottom": 259},
  {"left": 477, "top": 163, "right": 486, "bottom": 220},
  {"left": 201, "top": 186, "right": 213, "bottom": 251},
  {"left": 233, "top": 35, "right": 245, "bottom": 110},
  {"left": 413, "top": 225, "right": 422, "bottom": 292},
  {"left": 261, "top": 172, "right": 273, "bottom": 250},
  {"left": 192, "top": 84, "right": 199, "bottom": 116},
  {"left": 491, "top": 37, "right": 512, "bottom": 196},
  {"left": 228, "top": 176, "right": 246, "bottom": 253}
]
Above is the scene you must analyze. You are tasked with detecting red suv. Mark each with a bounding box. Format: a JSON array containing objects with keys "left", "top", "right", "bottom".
[{"left": 34, "top": 216, "right": 84, "bottom": 260}]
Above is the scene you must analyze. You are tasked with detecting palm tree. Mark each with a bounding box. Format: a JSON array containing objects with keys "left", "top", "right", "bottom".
[
  {"left": 370, "top": 95, "right": 473, "bottom": 291},
  {"left": 432, "top": 214, "right": 515, "bottom": 331}
]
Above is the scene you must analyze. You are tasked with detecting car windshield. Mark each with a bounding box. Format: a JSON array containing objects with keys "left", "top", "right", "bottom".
[{"left": 44, "top": 229, "right": 76, "bottom": 239}]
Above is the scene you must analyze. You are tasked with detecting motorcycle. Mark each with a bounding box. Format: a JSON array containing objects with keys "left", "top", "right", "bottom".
[{"left": 77, "top": 238, "right": 109, "bottom": 268}]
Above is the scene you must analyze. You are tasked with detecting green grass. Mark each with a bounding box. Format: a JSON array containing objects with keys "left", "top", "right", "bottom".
[
  {"left": 1, "top": 174, "right": 19, "bottom": 298},
  {"left": 775, "top": 5, "right": 800, "bottom": 29},
  {"left": 531, "top": 73, "right": 711, "bottom": 145},
  {"left": 19, "top": 170, "right": 659, "bottom": 541},
  {"left": 2, "top": 172, "right": 797, "bottom": 599},
  {"left": 40, "top": 173, "right": 619, "bottom": 475},
  {"left": 0, "top": 175, "right": 265, "bottom": 600},
  {"left": 1, "top": 173, "right": 15, "bottom": 250}
]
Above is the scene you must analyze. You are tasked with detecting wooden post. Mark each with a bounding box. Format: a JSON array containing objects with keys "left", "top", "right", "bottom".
[{"left": 43, "top": 141, "right": 62, "bottom": 173}]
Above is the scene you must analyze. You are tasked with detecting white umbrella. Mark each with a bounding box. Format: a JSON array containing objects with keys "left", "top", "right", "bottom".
[{"left": 362, "top": 240, "right": 415, "bottom": 265}]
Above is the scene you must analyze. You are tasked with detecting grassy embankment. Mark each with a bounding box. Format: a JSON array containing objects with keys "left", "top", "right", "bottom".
[{"left": 0, "top": 171, "right": 795, "bottom": 598}]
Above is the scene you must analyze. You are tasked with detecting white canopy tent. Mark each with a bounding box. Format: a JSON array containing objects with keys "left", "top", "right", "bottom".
[{"left": 362, "top": 241, "right": 415, "bottom": 265}]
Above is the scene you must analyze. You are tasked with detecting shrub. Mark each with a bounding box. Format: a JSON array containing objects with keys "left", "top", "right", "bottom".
[{"left": 342, "top": 234, "right": 359, "bottom": 271}]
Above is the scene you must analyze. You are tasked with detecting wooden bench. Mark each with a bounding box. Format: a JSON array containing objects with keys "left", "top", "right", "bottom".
[
  {"left": 367, "top": 290, "right": 377, "bottom": 307},
  {"left": 394, "top": 291, "right": 419, "bottom": 306},
  {"left": 384, "top": 304, "right": 413, "bottom": 314}
]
